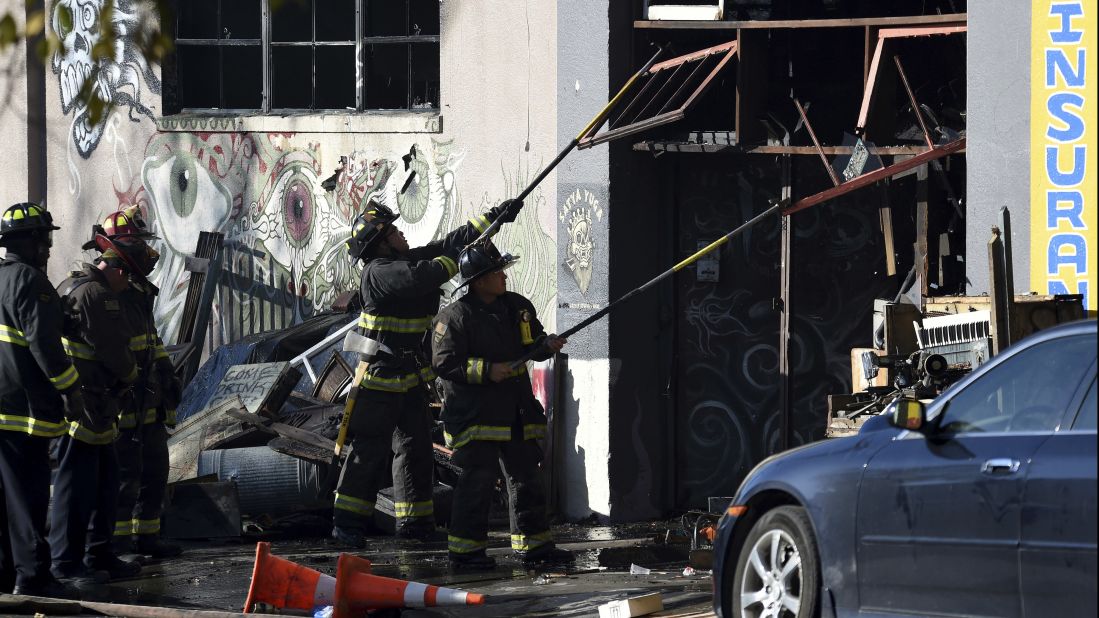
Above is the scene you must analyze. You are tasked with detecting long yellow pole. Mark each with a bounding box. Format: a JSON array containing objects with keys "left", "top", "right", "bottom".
[{"left": 467, "top": 45, "right": 667, "bottom": 248}]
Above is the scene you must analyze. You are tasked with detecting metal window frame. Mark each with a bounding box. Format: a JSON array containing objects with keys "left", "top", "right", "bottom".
[
  {"left": 577, "top": 39, "right": 739, "bottom": 149},
  {"left": 173, "top": 0, "right": 440, "bottom": 114}
]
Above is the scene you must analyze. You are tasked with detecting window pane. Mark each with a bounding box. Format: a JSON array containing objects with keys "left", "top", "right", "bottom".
[
  {"left": 365, "top": 44, "right": 409, "bottom": 109},
  {"left": 271, "top": 46, "right": 313, "bottom": 109},
  {"left": 177, "top": 0, "right": 219, "bottom": 39},
  {"left": 176, "top": 45, "right": 219, "bottom": 108},
  {"left": 366, "top": 0, "right": 406, "bottom": 37},
  {"left": 272, "top": 0, "right": 313, "bottom": 42},
  {"left": 221, "top": 45, "right": 263, "bottom": 109},
  {"left": 221, "top": 0, "right": 261, "bottom": 40},
  {"left": 939, "top": 335, "right": 1097, "bottom": 434},
  {"left": 317, "top": 0, "right": 355, "bottom": 42},
  {"left": 410, "top": 43, "right": 438, "bottom": 109},
  {"left": 315, "top": 46, "right": 355, "bottom": 110},
  {"left": 409, "top": 0, "right": 439, "bottom": 36},
  {"left": 1072, "top": 379, "right": 1097, "bottom": 431}
]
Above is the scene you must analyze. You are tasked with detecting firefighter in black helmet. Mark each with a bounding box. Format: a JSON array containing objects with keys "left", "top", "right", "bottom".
[
  {"left": 331, "top": 198, "right": 519, "bottom": 548},
  {"left": 0, "top": 202, "right": 84, "bottom": 597},
  {"left": 95, "top": 207, "right": 183, "bottom": 560},
  {"left": 431, "top": 241, "right": 572, "bottom": 570}
]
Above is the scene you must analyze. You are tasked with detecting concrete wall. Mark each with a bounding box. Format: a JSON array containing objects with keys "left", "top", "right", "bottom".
[
  {"left": 24, "top": 0, "right": 558, "bottom": 353},
  {"left": 0, "top": 2, "right": 30, "bottom": 207},
  {"left": 967, "top": 0, "right": 1031, "bottom": 294},
  {"left": 554, "top": 0, "right": 614, "bottom": 520}
]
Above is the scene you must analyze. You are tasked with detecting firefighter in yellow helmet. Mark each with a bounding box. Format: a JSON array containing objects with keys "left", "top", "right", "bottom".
[
  {"left": 0, "top": 202, "right": 84, "bottom": 597},
  {"left": 93, "top": 207, "right": 183, "bottom": 559}
]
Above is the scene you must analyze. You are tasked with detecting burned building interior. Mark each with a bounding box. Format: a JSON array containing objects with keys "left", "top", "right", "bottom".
[{"left": 604, "top": 0, "right": 972, "bottom": 508}]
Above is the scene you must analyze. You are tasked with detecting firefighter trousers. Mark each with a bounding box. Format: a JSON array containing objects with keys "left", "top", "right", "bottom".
[
  {"left": 447, "top": 438, "right": 552, "bottom": 556},
  {"left": 333, "top": 387, "right": 434, "bottom": 533},
  {"left": 0, "top": 431, "right": 53, "bottom": 589},
  {"left": 114, "top": 422, "right": 169, "bottom": 540},
  {"left": 48, "top": 435, "right": 120, "bottom": 571}
]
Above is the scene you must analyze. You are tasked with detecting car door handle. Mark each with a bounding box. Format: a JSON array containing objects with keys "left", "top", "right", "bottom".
[{"left": 981, "top": 458, "right": 1021, "bottom": 475}]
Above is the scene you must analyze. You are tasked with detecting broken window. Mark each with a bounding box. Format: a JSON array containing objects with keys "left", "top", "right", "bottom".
[
  {"left": 364, "top": 0, "right": 441, "bottom": 109},
  {"left": 167, "top": 0, "right": 439, "bottom": 114},
  {"left": 270, "top": 0, "right": 356, "bottom": 110},
  {"left": 173, "top": 0, "right": 264, "bottom": 110}
]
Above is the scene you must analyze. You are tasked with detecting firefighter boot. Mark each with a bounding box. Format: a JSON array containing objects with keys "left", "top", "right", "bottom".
[
  {"left": 330, "top": 526, "right": 367, "bottom": 549},
  {"left": 396, "top": 521, "right": 444, "bottom": 542},
  {"left": 521, "top": 544, "right": 574, "bottom": 568},
  {"left": 50, "top": 564, "right": 110, "bottom": 587},
  {"left": 86, "top": 554, "right": 141, "bottom": 580},
  {"left": 12, "top": 576, "right": 80, "bottom": 599},
  {"left": 135, "top": 536, "right": 182, "bottom": 559},
  {"left": 448, "top": 550, "right": 497, "bottom": 571}
]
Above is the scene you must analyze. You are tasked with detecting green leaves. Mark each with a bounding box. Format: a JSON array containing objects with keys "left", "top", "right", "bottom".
[{"left": 0, "top": 14, "right": 17, "bottom": 49}]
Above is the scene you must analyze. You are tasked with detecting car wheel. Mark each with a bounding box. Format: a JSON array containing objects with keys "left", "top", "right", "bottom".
[{"left": 729, "top": 505, "right": 820, "bottom": 618}]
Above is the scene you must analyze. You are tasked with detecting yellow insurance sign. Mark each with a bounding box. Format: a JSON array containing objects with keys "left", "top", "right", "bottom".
[{"left": 1032, "top": 0, "right": 1098, "bottom": 313}]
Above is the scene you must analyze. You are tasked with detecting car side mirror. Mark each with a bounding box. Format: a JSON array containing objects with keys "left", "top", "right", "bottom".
[{"left": 886, "top": 398, "right": 928, "bottom": 431}]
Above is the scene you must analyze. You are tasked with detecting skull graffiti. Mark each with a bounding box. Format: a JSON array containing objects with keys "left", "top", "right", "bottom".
[
  {"left": 565, "top": 211, "right": 594, "bottom": 294},
  {"left": 51, "top": 0, "right": 160, "bottom": 157}
]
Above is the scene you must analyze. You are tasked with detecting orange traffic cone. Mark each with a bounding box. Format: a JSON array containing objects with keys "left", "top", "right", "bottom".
[
  {"left": 243, "top": 542, "right": 337, "bottom": 613},
  {"left": 333, "top": 552, "right": 485, "bottom": 617}
]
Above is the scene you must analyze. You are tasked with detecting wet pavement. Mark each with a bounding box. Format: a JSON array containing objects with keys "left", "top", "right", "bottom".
[{"left": 53, "top": 521, "right": 717, "bottom": 617}]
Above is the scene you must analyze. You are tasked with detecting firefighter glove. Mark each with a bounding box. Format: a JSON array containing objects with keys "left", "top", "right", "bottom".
[
  {"left": 490, "top": 198, "right": 522, "bottom": 224},
  {"left": 61, "top": 389, "right": 87, "bottom": 424},
  {"left": 163, "top": 372, "right": 183, "bottom": 410}
]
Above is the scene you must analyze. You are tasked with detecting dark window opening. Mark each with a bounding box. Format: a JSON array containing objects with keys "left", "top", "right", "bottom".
[
  {"left": 363, "top": 0, "right": 441, "bottom": 110},
  {"left": 170, "top": 0, "right": 263, "bottom": 112},
  {"left": 167, "top": 0, "right": 439, "bottom": 114}
]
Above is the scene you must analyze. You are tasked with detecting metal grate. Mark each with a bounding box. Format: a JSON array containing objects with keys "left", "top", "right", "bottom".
[{"left": 577, "top": 40, "right": 738, "bottom": 149}]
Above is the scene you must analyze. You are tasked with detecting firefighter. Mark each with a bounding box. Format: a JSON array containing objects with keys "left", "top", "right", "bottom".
[
  {"left": 431, "top": 241, "right": 572, "bottom": 570},
  {"left": 332, "top": 198, "right": 518, "bottom": 547},
  {"left": 99, "top": 207, "right": 183, "bottom": 559},
  {"left": 0, "top": 202, "right": 84, "bottom": 597},
  {"left": 49, "top": 229, "right": 145, "bottom": 583}
]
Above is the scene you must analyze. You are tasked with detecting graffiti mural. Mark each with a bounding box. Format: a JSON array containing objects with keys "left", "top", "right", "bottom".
[
  {"left": 50, "top": 0, "right": 160, "bottom": 158},
  {"left": 124, "top": 134, "right": 469, "bottom": 346},
  {"left": 109, "top": 132, "right": 556, "bottom": 348},
  {"left": 559, "top": 188, "right": 601, "bottom": 295},
  {"left": 487, "top": 164, "right": 556, "bottom": 323}
]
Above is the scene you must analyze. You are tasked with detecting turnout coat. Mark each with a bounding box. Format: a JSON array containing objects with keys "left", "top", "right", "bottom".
[{"left": 431, "top": 291, "right": 554, "bottom": 449}]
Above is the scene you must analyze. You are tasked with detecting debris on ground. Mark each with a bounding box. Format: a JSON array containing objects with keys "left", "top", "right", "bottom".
[{"left": 598, "top": 592, "right": 664, "bottom": 618}]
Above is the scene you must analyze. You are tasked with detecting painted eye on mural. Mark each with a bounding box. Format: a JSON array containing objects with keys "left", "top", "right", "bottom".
[
  {"left": 55, "top": 3, "right": 74, "bottom": 37},
  {"left": 80, "top": 3, "right": 98, "bottom": 31},
  {"left": 169, "top": 155, "right": 199, "bottom": 218},
  {"left": 142, "top": 150, "right": 232, "bottom": 255},
  {"left": 281, "top": 173, "right": 315, "bottom": 246}
]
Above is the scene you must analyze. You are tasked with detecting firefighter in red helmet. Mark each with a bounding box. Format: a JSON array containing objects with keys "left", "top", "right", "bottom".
[
  {"left": 50, "top": 208, "right": 147, "bottom": 585},
  {"left": 92, "top": 207, "right": 183, "bottom": 559}
]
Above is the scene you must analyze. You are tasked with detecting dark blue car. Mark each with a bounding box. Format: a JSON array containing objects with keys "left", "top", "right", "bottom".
[{"left": 712, "top": 320, "right": 1097, "bottom": 618}]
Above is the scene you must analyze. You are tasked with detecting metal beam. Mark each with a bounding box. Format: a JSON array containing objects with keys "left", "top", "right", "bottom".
[
  {"left": 782, "top": 137, "right": 966, "bottom": 216},
  {"left": 634, "top": 13, "right": 968, "bottom": 30}
]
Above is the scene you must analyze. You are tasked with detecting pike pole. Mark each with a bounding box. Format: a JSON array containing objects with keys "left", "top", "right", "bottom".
[
  {"left": 466, "top": 44, "right": 667, "bottom": 248},
  {"left": 509, "top": 200, "right": 787, "bottom": 370}
]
